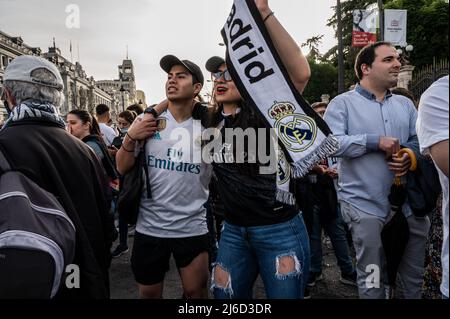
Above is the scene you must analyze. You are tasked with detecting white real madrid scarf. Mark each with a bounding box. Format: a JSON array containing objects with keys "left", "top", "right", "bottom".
[{"left": 221, "top": 0, "right": 339, "bottom": 205}]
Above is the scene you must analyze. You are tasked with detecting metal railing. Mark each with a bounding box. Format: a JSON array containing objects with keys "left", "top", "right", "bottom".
[{"left": 409, "top": 58, "right": 449, "bottom": 100}]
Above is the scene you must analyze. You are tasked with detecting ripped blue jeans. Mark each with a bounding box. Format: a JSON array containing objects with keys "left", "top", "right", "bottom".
[{"left": 212, "top": 213, "right": 310, "bottom": 299}]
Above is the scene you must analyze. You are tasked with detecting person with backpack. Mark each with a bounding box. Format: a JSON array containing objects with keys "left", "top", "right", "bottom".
[
  {"left": 116, "top": 56, "right": 212, "bottom": 299},
  {"left": 0, "top": 55, "right": 115, "bottom": 298}
]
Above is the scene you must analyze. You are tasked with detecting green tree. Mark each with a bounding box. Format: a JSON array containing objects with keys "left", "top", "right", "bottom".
[
  {"left": 302, "top": 60, "right": 338, "bottom": 103},
  {"left": 325, "top": 0, "right": 374, "bottom": 88},
  {"left": 301, "top": 36, "right": 338, "bottom": 103},
  {"left": 325, "top": 0, "right": 449, "bottom": 88},
  {"left": 302, "top": 35, "right": 325, "bottom": 62},
  {"left": 384, "top": 0, "right": 449, "bottom": 67}
]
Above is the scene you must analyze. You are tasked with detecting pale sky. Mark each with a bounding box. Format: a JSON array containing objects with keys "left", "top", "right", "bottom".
[{"left": 0, "top": 0, "right": 337, "bottom": 104}]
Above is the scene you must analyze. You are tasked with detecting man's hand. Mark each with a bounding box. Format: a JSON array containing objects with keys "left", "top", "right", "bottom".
[
  {"left": 154, "top": 99, "right": 169, "bottom": 115},
  {"left": 379, "top": 136, "right": 400, "bottom": 159},
  {"left": 312, "top": 164, "right": 327, "bottom": 175},
  {"left": 127, "top": 114, "right": 157, "bottom": 141},
  {"left": 325, "top": 167, "right": 339, "bottom": 179},
  {"left": 388, "top": 152, "right": 411, "bottom": 177}
]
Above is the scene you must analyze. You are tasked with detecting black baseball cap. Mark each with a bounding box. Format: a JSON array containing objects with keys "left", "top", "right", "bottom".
[
  {"left": 160, "top": 55, "right": 204, "bottom": 86},
  {"left": 205, "top": 56, "right": 226, "bottom": 73}
]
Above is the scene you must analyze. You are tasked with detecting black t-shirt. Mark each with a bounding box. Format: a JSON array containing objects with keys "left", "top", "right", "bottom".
[
  {"left": 196, "top": 103, "right": 298, "bottom": 226},
  {"left": 213, "top": 161, "right": 298, "bottom": 227}
]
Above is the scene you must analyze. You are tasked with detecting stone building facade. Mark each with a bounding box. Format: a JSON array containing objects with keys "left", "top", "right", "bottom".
[{"left": 0, "top": 30, "right": 142, "bottom": 123}]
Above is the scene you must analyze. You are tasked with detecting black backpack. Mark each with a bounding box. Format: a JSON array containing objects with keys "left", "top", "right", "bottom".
[
  {"left": 117, "top": 144, "right": 151, "bottom": 225},
  {"left": 0, "top": 150, "right": 76, "bottom": 298},
  {"left": 406, "top": 153, "right": 442, "bottom": 217}
]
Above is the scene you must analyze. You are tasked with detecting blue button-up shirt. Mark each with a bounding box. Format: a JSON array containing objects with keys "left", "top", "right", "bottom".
[{"left": 324, "top": 85, "right": 419, "bottom": 220}]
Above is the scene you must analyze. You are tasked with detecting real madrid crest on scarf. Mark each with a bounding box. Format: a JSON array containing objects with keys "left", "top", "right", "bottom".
[
  {"left": 222, "top": 0, "right": 339, "bottom": 205},
  {"left": 269, "top": 101, "right": 318, "bottom": 153}
]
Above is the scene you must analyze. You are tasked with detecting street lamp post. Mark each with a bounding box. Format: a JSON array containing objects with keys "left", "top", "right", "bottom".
[
  {"left": 378, "top": 0, "right": 384, "bottom": 41},
  {"left": 119, "top": 85, "right": 126, "bottom": 112},
  {"left": 396, "top": 44, "right": 415, "bottom": 89},
  {"left": 337, "top": 0, "right": 345, "bottom": 94},
  {"left": 397, "top": 44, "right": 414, "bottom": 65}
]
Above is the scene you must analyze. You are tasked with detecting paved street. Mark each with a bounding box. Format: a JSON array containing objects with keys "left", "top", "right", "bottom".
[{"left": 110, "top": 233, "right": 358, "bottom": 299}]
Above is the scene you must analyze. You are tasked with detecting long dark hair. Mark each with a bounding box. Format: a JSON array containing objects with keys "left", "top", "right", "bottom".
[
  {"left": 68, "top": 109, "right": 105, "bottom": 146},
  {"left": 206, "top": 99, "right": 273, "bottom": 177},
  {"left": 68, "top": 109, "right": 117, "bottom": 180},
  {"left": 206, "top": 99, "right": 268, "bottom": 131},
  {"left": 68, "top": 109, "right": 101, "bottom": 134},
  {"left": 118, "top": 110, "right": 136, "bottom": 125}
]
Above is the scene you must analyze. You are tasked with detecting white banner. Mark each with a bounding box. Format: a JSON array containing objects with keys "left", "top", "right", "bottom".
[{"left": 384, "top": 9, "right": 407, "bottom": 46}]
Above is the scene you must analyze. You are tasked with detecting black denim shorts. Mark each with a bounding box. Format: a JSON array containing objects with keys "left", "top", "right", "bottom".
[{"left": 131, "top": 231, "right": 209, "bottom": 285}]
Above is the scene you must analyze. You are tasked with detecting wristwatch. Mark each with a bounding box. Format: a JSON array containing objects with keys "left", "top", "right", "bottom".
[{"left": 144, "top": 107, "right": 158, "bottom": 118}]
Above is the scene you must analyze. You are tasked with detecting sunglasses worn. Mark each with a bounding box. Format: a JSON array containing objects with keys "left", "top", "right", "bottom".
[{"left": 212, "top": 70, "right": 232, "bottom": 82}]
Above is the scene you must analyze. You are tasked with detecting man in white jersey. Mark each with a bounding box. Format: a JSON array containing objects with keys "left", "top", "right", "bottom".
[
  {"left": 96, "top": 103, "right": 118, "bottom": 147},
  {"left": 416, "top": 75, "right": 449, "bottom": 299},
  {"left": 116, "top": 55, "right": 212, "bottom": 299}
]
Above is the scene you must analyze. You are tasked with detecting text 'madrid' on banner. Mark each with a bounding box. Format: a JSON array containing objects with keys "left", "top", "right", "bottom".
[{"left": 221, "top": 0, "right": 339, "bottom": 205}]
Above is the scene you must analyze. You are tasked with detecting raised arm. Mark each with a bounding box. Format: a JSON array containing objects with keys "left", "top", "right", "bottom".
[{"left": 255, "top": 0, "right": 311, "bottom": 93}]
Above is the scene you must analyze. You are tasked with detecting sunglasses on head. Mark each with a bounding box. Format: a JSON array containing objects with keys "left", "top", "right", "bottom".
[{"left": 212, "top": 69, "right": 232, "bottom": 82}]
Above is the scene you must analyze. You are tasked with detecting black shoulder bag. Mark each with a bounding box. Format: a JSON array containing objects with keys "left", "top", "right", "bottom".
[{"left": 117, "top": 144, "right": 151, "bottom": 225}]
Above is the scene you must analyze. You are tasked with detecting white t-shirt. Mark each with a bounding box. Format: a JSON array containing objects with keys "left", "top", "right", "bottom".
[
  {"left": 99, "top": 123, "right": 118, "bottom": 146},
  {"left": 416, "top": 75, "right": 449, "bottom": 297},
  {"left": 136, "top": 110, "right": 212, "bottom": 238}
]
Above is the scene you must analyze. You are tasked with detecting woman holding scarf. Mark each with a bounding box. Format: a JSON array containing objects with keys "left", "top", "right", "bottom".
[{"left": 205, "top": 0, "right": 311, "bottom": 299}]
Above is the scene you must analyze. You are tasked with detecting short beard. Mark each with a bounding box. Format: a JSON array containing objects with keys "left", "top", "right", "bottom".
[{"left": 387, "top": 79, "right": 398, "bottom": 89}]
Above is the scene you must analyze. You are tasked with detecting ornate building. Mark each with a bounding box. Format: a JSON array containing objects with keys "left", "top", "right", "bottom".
[
  {"left": 96, "top": 59, "right": 139, "bottom": 112},
  {"left": 43, "top": 46, "right": 118, "bottom": 116},
  {"left": 136, "top": 90, "right": 148, "bottom": 108},
  {"left": 95, "top": 79, "right": 130, "bottom": 113},
  {"left": 0, "top": 30, "right": 125, "bottom": 122},
  {"left": 0, "top": 31, "right": 42, "bottom": 121}
]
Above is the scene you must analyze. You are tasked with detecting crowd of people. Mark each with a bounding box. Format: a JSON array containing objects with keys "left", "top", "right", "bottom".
[{"left": 0, "top": 0, "right": 448, "bottom": 300}]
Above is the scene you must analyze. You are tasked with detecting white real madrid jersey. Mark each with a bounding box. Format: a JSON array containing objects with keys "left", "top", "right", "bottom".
[{"left": 136, "top": 109, "right": 212, "bottom": 238}]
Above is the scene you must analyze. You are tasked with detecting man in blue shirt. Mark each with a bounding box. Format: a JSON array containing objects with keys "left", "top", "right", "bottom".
[{"left": 324, "top": 42, "right": 430, "bottom": 299}]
